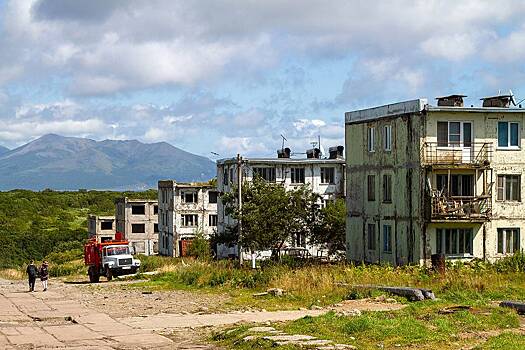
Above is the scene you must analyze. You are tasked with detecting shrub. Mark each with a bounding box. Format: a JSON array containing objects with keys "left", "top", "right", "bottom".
[
  {"left": 186, "top": 230, "right": 212, "bottom": 260},
  {"left": 493, "top": 252, "right": 525, "bottom": 273}
]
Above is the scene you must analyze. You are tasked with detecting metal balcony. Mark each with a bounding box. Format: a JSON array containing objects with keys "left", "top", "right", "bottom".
[
  {"left": 422, "top": 142, "right": 492, "bottom": 167},
  {"left": 429, "top": 192, "right": 492, "bottom": 222}
]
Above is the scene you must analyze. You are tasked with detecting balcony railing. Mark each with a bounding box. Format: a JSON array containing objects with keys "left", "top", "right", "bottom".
[
  {"left": 422, "top": 142, "right": 492, "bottom": 167},
  {"left": 429, "top": 192, "right": 492, "bottom": 221}
]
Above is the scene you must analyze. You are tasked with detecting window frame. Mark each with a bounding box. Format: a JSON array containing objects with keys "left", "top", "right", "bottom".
[
  {"left": 436, "top": 228, "right": 473, "bottom": 257},
  {"left": 253, "top": 167, "right": 276, "bottom": 182},
  {"left": 208, "top": 214, "right": 218, "bottom": 227},
  {"left": 208, "top": 191, "right": 218, "bottom": 204},
  {"left": 367, "top": 223, "right": 376, "bottom": 251},
  {"left": 437, "top": 121, "right": 473, "bottom": 148},
  {"left": 497, "top": 228, "right": 520, "bottom": 254},
  {"left": 383, "top": 125, "right": 392, "bottom": 151},
  {"left": 367, "top": 126, "right": 375, "bottom": 152},
  {"left": 496, "top": 174, "right": 521, "bottom": 202},
  {"left": 290, "top": 167, "right": 305, "bottom": 184},
  {"left": 383, "top": 224, "right": 392, "bottom": 253},
  {"left": 382, "top": 174, "right": 392, "bottom": 203},
  {"left": 320, "top": 167, "right": 335, "bottom": 185},
  {"left": 181, "top": 214, "right": 199, "bottom": 227},
  {"left": 367, "top": 174, "right": 376, "bottom": 202},
  {"left": 182, "top": 191, "right": 198, "bottom": 203},
  {"left": 497, "top": 121, "right": 520, "bottom": 149}
]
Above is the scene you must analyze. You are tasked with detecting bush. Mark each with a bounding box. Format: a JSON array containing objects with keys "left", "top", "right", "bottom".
[
  {"left": 186, "top": 231, "right": 212, "bottom": 260},
  {"left": 493, "top": 252, "right": 525, "bottom": 273}
]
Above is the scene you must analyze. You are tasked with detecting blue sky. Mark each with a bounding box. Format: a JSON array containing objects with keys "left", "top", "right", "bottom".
[{"left": 1, "top": 0, "right": 525, "bottom": 158}]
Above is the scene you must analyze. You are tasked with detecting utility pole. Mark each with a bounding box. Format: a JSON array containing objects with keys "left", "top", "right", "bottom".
[{"left": 237, "top": 154, "right": 243, "bottom": 266}]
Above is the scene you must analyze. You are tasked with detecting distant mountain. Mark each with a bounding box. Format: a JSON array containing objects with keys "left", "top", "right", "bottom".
[
  {"left": 0, "top": 145, "right": 8, "bottom": 155},
  {"left": 0, "top": 134, "right": 216, "bottom": 190}
]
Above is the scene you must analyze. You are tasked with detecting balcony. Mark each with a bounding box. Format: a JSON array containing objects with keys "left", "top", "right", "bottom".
[
  {"left": 422, "top": 142, "right": 492, "bottom": 168},
  {"left": 429, "top": 192, "right": 492, "bottom": 222}
]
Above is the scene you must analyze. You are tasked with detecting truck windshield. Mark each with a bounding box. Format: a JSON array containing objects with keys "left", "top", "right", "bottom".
[{"left": 106, "top": 246, "right": 130, "bottom": 256}]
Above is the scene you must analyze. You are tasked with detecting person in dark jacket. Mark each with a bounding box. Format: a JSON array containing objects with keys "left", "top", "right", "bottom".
[
  {"left": 26, "top": 260, "right": 38, "bottom": 292},
  {"left": 39, "top": 261, "right": 49, "bottom": 291}
]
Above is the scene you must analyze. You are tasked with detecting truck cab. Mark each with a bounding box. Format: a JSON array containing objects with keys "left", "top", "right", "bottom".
[{"left": 102, "top": 245, "right": 141, "bottom": 279}]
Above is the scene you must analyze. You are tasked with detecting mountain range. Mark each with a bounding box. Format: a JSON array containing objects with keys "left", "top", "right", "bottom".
[{"left": 0, "top": 134, "right": 216, "bottom": 191}]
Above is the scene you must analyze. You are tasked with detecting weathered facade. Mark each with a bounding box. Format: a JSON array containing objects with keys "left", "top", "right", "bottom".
[
  {"left": 216, "top": 147, "right": 346, "bottom": 257},
  {"left": 158, "top": 180, "right": 218, "bottom": 257},
  {"left": 345, "top": 97, "right": 525, "bottom": 265},
  {"left": 115, "top": 198, "right": 158, "bottom": 255},
  {"left": 87, "top": 215, "right": 116, "bottom": 242}
]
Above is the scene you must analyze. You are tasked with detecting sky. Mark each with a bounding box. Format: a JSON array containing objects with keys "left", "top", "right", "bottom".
[{"left": 1, "top": 0, "right": 525, "bottom": 158}]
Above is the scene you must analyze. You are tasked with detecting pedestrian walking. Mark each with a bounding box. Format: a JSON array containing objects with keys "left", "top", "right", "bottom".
[
  {"left": 26, "top": 260, "right": 38, "bottom": 292},
  {"left": 39, "top": 261, "right": 49, "bottom": 291}
]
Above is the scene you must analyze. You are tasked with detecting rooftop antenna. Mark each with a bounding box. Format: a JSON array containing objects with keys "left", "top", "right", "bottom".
[
  {"left": 509, "top": 89, "right": 517, "bottom": 106},
  {"left": 280, "top": 134, "right": 287, "bottom": 150}
]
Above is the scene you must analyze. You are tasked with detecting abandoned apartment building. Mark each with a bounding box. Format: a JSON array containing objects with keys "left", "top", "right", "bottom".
[
  {"left": 87, "top": 215, "right": 116, "bottom": 242},
  {"left": 157, "top": 180, "right": 218, "bottom": 257},
  {"left": 216, "top": 146, "right": 346, "bottom": 258},
  {"left": 345, "top": 94, "right": 525, "bottom": 266},
  {"left": 115, "top": 197, "right": 159, "bottom": 255}
]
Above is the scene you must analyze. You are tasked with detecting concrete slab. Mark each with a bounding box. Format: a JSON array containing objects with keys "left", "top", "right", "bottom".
[
  {"left": 7, "top": 326, "right": 62, "bottom": 347},
  {"left": 44, "top": 324, "right": 104, "bottom": 342},
  {"left": 112, "top": 333, "right": 173, "bottom": 346},
  {"left": 0, "top": 327, "right": 20, "bottom": 336}
]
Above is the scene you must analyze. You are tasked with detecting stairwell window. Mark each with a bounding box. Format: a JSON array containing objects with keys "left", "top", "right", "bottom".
[
  {"left": 497, "top": 175, "right": 521, "bottom": 201},
  {"left": 367, "top": 126, "right": 375, "bottom": 152},
  {"left": 383, "top": 125, "right": 392, "bottom": 151},
  {"left": 436, "top": 228, "right": 473, "bottom": 256},
  {"left": 498, "top": 122, "right": 520, "bottom": 149},
  {"left": 367, "top": 224, "right": 376, "bottom": 251},
  {"left": 383, "top": 224, "right": 392, "bottom": 253},
  {"left": 497, "top": 228, "right": 520, "bottom": 254},
  {"left": 367, "top": 175, "right": 376, "bottom": 201},
  {"left": 383, "top": 174, "right": 392, "bottom": 203}
]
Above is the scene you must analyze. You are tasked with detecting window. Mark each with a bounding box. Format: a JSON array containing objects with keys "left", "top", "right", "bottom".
[
  {"left": 497, "top": 228, "right": 520, "bottom": 254},
  {"left": 208, "top": 214, "right": 218, "bottom": 226},
  {"left": 383, "top": 174, "right": 392, "bottom": 203},
  {"left": 383, "top": 225, "right": 392, "bottom": 253},
  {"left": 436, "top": 228, "right": 473, "bottom": 255},
  {"left": 321, "top": 167, "right": 335, "bottom": 184},
  {"left": 497, "top": 175, "right": 521, "bottom": 201},
  {"left": 208, "top": 191, "right": 218, "bottom": 204},
  {"left": 181, "top": 214, "right": 198, "bottom": 227},
  {"left": 131, "top": 224, "right": 145, "bottom": 234},
  {"left": 367, "top": 175, "right": 375, "bottom": 201},
  {"left": 291, "top": 167, "right": 305, "bottom": 184},
  {"left": 183, "top": 192, "right": 198, "bottom": 203},
  {"left": 367, "top": 224, "right": 376, "bottom": 250},
  {"left": 437, "top": 121, "right": 472, "bottom": 147},
  {"left": 383, "top": 125, "right": 392, "bottom": 151},
  {"left": 154, "top": 224, "right": 159, "bottom": 233},
  {"left": 253, "top": 167, "right": 276, "bottom": 182},
  {"left": 498, "top": 122, "right": 520, "bottom": 148},
  {"left": 229, "top": 168, "right": 235, "bottom": 184},
  {"left": 100, "top": 221, "right": 113, "bottom": 230},
  {"left": 153, "top": 205, "right": 158, "bottom": 215},
  {"left": 223, "top": 168, "right": 229, "bottom": 185},
  {"left": 436, "top": 174, "right": 474, "bottom": 196},
  {"left": 131, "top": 205, "right": 145, "bottom": 215},
  {"left": 367, "top": 126, "right": 375, "bottom": 152}
]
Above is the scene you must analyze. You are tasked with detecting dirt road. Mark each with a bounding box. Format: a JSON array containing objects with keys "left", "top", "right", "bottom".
[{"left": 0, "top": 278, "right": 404, "bottom": 349}]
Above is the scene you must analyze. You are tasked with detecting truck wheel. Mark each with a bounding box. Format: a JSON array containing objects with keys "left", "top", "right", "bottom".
[
  {"left": 88, "top": 266, "right": 100, "bottom": 283},
  {"left": 105, "top": 266, "right": 113, "bottom": 281}
]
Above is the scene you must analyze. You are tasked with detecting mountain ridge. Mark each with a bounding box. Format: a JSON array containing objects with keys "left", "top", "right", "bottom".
[{"left": 0, "top": 134, "right": 216, "bottom": 190}]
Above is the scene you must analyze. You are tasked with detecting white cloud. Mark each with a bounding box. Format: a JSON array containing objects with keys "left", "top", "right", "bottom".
[{"left": 143, "top": 127, "right": 168, "bottom": 142}]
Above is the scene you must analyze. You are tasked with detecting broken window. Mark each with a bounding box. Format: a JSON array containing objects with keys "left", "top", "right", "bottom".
[
  {"left": 437, "top": 121, "right": 472, "bottom": 147},
  {"left": 131, "top": 205, "right": 145, "bottom": 215},
  {"left": 498, "top": 122, "right": 520, "bottom": 148},
  {"left": 154, "top": 223, "right": 159, "bottom": 233},
  {"left": 290, "top": 167, "right": 305, "bottom": 184},
  {"left": 253, "top": 167, "right": 276, "bottom": 182},
  {"left": 321, "top": 167, "right": 335, "bottom": 184},
  {"left": 153, "top": 205, "right": 158, "bottom": 215},
  {"left": 367, "top": 224, "right": 376, "bottom": 250},
  {"left": 497, "top": 175, "right": 521, "bottom": 201},
  {"left": 383, "top": 174, "right": 392, "bottom": 203},
  {"left": 383, "top": 225, "right": 392, "bottom": 253},
  {"left": 223, "top": 168, "right": 229, "bottom": 185},
  {"left": 208, "top": 191, "right": 218, "bottom": 204},
  {"left": 181, "top": 214, "right": 198, "bottom": 227},
  {"left": 436, "top": 228, "right": 473, "bottom": 255},
  {"left": 367, "top": 175, "right": 375, "bottom": 201},
  {"left": 383, "top": 125, "right": 392, "bottom": 151},
  {"left": 208, "top": 214, "right": 218, "bottom": 226},
  {"left": 367, "top": 126, "right": 375, "bottom": 152},
  {"left": 497, "top": 228, "right": 520, "bottom": 254},
  {"left": 436, "top": 174, "right": 473, "bottom": 196},
  {"left": 131, "top": 224, "right": 146, "bottom": 234},
  {"left": 183, "top": 192, "right": 198, "bottom": 203},
  {"left": 100, "top": 221, "right": 113, "bottom": 230}
]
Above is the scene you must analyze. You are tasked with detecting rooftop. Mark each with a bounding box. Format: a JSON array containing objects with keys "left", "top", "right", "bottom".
[
  {"left": 158, "top": 180, "right": 215, "bottom": 188},
  {"left": 217, "top": 157, "right": 345, "bottom": 165}
]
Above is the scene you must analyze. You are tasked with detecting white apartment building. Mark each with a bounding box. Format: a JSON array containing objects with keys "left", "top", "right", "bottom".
[
  {"left": 158, "top": 180, "right": 218, "bottom": 257},
  {"left": 345, "top": 95, "right": 525, "bottom": 266},
  {"left": 115, "top": 198, "right": 159, "bottom": 255},
  {"left": 216, "top": 146, "right": 346, "bottom": 258},
  {"left": 87, "top": 215, "right": 116, "bottom": 242}
]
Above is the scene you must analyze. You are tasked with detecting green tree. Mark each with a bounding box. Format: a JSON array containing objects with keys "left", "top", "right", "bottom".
[
  {"left": 220, "top": 177, "right": 320, "bottom": 252},
  {"left": 186, "top": 230, "right": 212, "bottom": 260},
  {"left": 312, "top": 198, "right": 346, "bottom": 254}
]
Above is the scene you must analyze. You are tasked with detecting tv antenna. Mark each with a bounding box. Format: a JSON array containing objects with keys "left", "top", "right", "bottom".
[{"left": 280, "top": 134, "right": 287, "bottom": 150}]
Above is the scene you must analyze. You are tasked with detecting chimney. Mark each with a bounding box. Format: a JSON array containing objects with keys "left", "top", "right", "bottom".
[
  {"left": 329, "top": 146, "right": 344, "bottom": 159},
  {"left": 481, "top": 95, "right": 513, "bottom": 108},
  {"left": 277, "top": 147, "right": 291, "bottom": 158},
  {"left": 306, "top": 148, "right": 321, "bottom": 159},
  {"left": 435, "top": 95, "right": 466, "bottom": 107}
]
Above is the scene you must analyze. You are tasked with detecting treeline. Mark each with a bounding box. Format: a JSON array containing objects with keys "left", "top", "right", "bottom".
[{"left": 0, "top": 189, "right": 157, "bottom": 267}]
